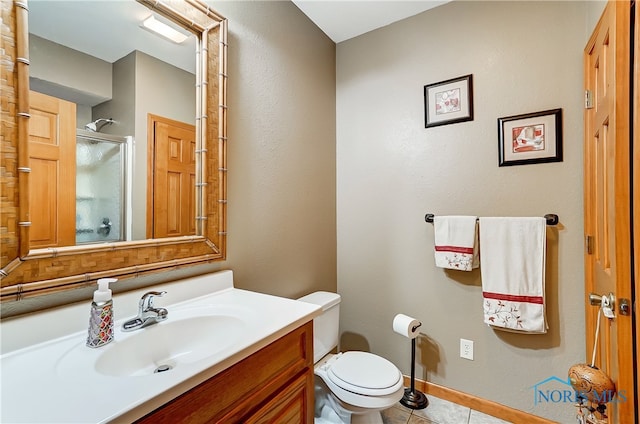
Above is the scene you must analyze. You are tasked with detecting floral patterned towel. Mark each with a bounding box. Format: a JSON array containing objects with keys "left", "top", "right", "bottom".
[
  {"left": 478, "top": 217, "right": 547, "bottom": 333},
  {"left": 433, "top": 216, "right": 479, "bottom": 271}
]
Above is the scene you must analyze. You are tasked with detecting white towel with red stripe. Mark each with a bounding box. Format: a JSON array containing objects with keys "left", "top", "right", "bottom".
[
  {"left": 478, "top": 217, "right": 547, "bottom": 333},
  {"left": 433, "top": 216, "right": 479, "bottom": 271}
]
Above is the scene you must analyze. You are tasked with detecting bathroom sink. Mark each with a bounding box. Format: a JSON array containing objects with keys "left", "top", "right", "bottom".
[
  {"left": 2, "top": 271, "right": 322, "bottom": 424},
  {"left": 54, "top": 304, "right": 253, "bottom": 378},
  {"left": 95, "top": 314, "right": 246, "bottom": 377}
]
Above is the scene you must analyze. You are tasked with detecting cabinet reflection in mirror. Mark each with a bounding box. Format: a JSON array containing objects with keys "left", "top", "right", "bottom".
[
  {"left": 28, "top": 0, "right": 197, "bottom": 245},
  {"left": 0, "top": 0, "right": 227, "bottom": 302}
]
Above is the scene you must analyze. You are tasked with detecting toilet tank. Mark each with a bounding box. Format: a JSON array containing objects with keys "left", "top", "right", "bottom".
[{"left": 297, "top": 291, "right": 341, "bottom": 363}]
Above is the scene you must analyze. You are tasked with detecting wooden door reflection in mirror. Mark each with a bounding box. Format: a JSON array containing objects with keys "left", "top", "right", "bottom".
[
  {"left": 28, "top": 90, "right": 76, "bottom": 248},
  {"left": 147, "top": 114, "right": 197, "bottom": 239}
]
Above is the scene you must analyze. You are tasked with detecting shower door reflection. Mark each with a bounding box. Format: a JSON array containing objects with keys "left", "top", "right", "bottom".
[{"left": 75, "top": 129, "right": 132, "bottom": 244}]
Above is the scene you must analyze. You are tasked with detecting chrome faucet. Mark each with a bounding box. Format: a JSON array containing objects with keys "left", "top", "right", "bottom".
[{"left": 122, "top": 291, "right": 168, "bottom": 332}]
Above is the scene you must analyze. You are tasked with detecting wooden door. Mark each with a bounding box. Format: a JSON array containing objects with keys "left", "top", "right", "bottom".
[
  {"left": 147, "top": 115, "right": 196, "bottom": 238},
  {"left": 634, "top": 0, "right": 640, "bottom": 416},
  {"left": 583, "top": 2, "right": 636, "bottom": 423},
  {"left": 28, "top": 91, "right": 76, "bottom": 248}
]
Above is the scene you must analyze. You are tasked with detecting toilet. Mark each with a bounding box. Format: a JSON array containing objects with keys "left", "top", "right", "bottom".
[{"left": 298, "top": 291, "right": 404, "bottom": 424}]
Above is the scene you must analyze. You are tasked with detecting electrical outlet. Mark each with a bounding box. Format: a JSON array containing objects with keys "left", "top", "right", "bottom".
[{"left": 460, "top": 338, "right": 474, "bottom": 360}]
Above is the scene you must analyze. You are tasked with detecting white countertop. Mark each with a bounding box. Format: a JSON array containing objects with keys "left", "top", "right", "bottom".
[{"left": 0, "top": 270, "right": 321, "bottom": 423}]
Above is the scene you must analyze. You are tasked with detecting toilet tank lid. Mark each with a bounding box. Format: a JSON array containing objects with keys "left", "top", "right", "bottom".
[{"left": 297, "top": 291, "right": 340, "bottom": 311}]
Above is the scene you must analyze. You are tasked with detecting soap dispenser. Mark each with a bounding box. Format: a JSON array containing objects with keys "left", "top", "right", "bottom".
[{"left": 86, "top": 278, "right": 117, "bottom": 348}]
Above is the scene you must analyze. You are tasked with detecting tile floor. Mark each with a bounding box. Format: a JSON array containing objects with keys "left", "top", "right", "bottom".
[{"left": 380, "top": 394, "right": 512, "bottom": 424}]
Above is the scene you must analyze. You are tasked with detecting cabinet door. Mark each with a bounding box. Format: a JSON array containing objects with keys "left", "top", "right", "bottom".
[{"left": 244, "top": 371, "right": 314, "bottom": 424}]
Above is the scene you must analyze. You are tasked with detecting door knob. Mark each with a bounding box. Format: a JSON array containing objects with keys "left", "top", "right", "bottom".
[
  {"left": 589, "top": 292, "right": 615, "bottom": 318},
  {"left": 589, "top": 292, "right": 615, "bottom": 306},
  {"left": 588, "top": 293, "right": 603, "bottom": 306}
]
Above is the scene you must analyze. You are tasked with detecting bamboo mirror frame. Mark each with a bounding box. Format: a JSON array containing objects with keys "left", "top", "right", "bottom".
[{"left": 0, "top": 0, "right": 227, "bottom": 301}]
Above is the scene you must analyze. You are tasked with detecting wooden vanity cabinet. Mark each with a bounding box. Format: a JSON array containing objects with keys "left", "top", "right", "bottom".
[{"left": 135, "top": 321, "right": 314, "bottom": 424}]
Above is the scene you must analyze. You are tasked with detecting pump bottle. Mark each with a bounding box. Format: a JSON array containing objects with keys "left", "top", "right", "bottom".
[{"left": 86, "top": 278, "right": 117, "bottom": 348}]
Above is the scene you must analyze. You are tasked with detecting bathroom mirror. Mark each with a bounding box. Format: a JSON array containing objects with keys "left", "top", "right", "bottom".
[
  {"left": 28, "top": 0, "right": 199, "bottom": 244},
  {"left": 0, "top": 0, "right": 228, "bottom": 301}
]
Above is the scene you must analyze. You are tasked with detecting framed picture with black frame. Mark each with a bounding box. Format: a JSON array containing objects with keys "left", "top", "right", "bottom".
[
  {"left": 497, "top": 108, "right": 563, "bottom": 167},
  {"left": 424, "top": 74, "right": 474, "bottom": 128}
]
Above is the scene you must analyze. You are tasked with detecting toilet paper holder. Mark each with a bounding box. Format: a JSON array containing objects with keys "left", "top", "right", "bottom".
[{"left": 394, "top": 316, "right": 428, "bottom": 410}]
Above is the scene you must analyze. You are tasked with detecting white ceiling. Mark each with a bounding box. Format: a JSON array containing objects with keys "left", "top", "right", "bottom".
[
  {"left": 29, "top": 1, "right": 196, "bottom": 74},
  {"left": 291, "top": 0, "right": 450, "bottom": 43},
  {"left": 28, "top": 0, "right": 449, "bottom": 77}
]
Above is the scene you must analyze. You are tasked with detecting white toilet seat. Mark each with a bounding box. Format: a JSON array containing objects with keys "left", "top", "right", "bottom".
[
  {"left": 315, "top": 352, "right": 404, "bottom": 409},
  {"left": 327, "top": 351, "right": 403, "bottom": 396}
]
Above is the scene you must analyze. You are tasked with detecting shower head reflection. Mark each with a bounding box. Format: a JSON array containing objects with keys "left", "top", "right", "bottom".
[{"left": 85, "top": 118, "right": 115, "bottom": 132}]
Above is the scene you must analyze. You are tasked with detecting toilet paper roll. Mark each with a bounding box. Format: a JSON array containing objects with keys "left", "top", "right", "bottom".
[{"left": 393, "top": 313, "right": 421, "bottom": 339}]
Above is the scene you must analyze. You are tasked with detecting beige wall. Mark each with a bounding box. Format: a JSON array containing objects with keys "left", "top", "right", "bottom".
[
  {"left": 212, "top": 1, "right": 337, "bottom": 299},
  {"left": 336, "top": 1, "right": 593, "bottom": 422}
]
